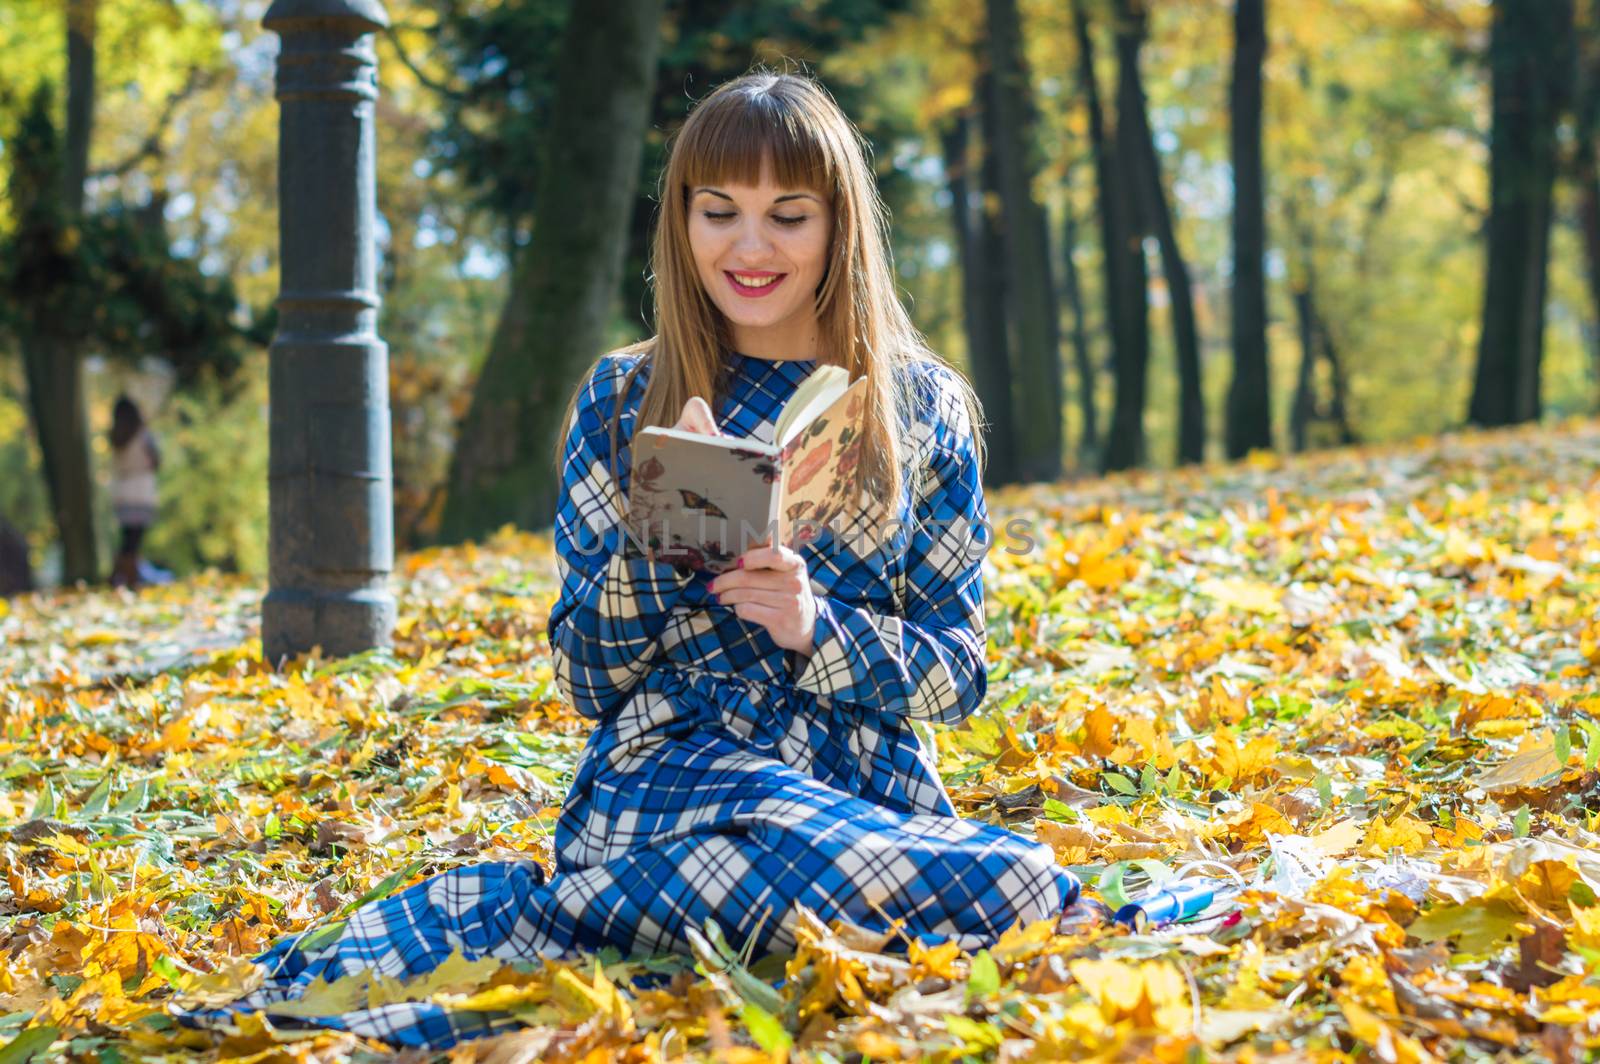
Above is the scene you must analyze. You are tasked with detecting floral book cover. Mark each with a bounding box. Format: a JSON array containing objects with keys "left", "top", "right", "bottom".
[{"left": 627, "top": 376, "right": 870, "bottom": 574}]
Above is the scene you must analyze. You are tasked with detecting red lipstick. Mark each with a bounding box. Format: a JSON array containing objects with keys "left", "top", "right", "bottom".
[{"left": 725, "top": 270, "right": 787, "bottom": 298}]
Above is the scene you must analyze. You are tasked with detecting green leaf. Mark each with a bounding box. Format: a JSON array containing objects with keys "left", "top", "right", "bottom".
[
  {"left": 1097, "top": 862, "right": 1131, "bottom": 909},
  {"left": 0, "top": 1026, "right": 58, "bottom": 1064},
  {"left": 343, "top": 859, "right": 426, "bottom": 914},
  {"left": 702, "top": 919, "right": 738, "bottom": 964},
  {"left": 966, "top": 950, "right": 999, "bottom": 1000},
  {"left": 740, "top": 1002, "right": 792, "bottom": 1055},
  {"left": 79, "top": 776, "right": 112, "bottom": 817},
  {"left": 1133, "top": 859, "right": 1173, "bottom": 888},
  {"left": 1584, "top": 722, "right": 1600, "bottom": 771},
  {"left": 1555, "top": 724, "right": 1572, "bottom": 765},
  {"left": 1314, "top": 772, "right": 1334, "bottom": 810},
  {"left": 1409, "top": 898, "right": 1524, "bottom": 954},
  {"left": 112, "top": 779, "right": 148, "bottom": 815},
  {"left": 29, "top": 780, "right": 55, "bottom": 820},
  {"left": 687, "top": 923, "right": 784, "bottom": 1015},
  {"left": 1042, "top": 798, "right": 1076, "bottom": 822},
  {"left": 1140, "top": 763, "right": 1160, "bottom": 794},
  {"left": 1103, "top": 772, "right": 1138, "bottom": 796},
  {"left": 150, "top": 954, "right": 186, "bottom": 991},
  {"left": 293, "top": 921, "right": 347, "bottom": 954},
  {"left": 943, "top": 1014, "right": 1003, "bottom": 1050},
  {"left": 1513, "top": 806, "right": 1531, "bottom": 838}
]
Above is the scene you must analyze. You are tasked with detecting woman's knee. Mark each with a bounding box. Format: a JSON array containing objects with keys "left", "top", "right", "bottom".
[{"left": 990, "top": 837, "right": 1072, "bottom": 926}]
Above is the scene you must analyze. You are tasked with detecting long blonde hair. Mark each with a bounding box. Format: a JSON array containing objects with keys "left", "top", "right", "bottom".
[{"left": 557, "top": 69, "right": 984, "bottom": 536}]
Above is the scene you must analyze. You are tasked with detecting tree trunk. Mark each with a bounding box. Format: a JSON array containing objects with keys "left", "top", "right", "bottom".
[
  {"left": 1573, "top": 0, "right": 1600, "bottom": 410},
  {"left": 1287, "top": 193, "right": 1317, "bottom": 454},
  {"left": 26, "top": 0, "right": 100, "bottom": 584},
  {"left": 1060, "top": 171, "right": 1098, "bottom": 469},
  {"left": 0, "top": 517, "right": 33, "bottom": 597},
  {"left": 1073, "top": 0, "right": 1145, "bottom": 472},
  {"left": 1071, "top": 0, "right": 1121, "bottom": 393},
  {"left": 440, "top": 0, "right": 665, "bottom": 540},
  {"left": 1469, "top": 0, "right": 1574, "bottom": 426},
  {"left": 1581, "top": 174, "right": 1600, "bottom": 407},
  {"left": 984, "top": 0, "right": 1062, "bottom": 483},
  {"left": 65, "top": 0, "right": 95, "bottom": 209},
  {"left": 1319, "top": 315, "right": 1357, "bottom": 446},
  {"left": 942, "top": 108, "right": 1018, "bottom": 486},
  {"left": 1290, "top": 287, "right": 1315, "bottom": 453},
  {"left": 1286, "top": 188, "right": 1312, "bottom": 454},
  {"left": 20, "top": 336, "right": 96, "bottom": 586},
  {"left": 1099, "top": 2, "right": 1151, "bottom": 472},
  {"left": 975, "top": 82, "right": 1023, "bottom": 486},
  {"left": 1226, "top": 0, "right": 1271, "bottom": 458},
  {"left": 1115, "top": 0, "right": 1204, "bottom": 466}
]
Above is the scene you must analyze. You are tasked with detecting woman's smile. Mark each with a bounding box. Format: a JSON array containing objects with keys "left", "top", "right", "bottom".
[{"left": 726, "top": 270, "right": 788, "bottom": 297}]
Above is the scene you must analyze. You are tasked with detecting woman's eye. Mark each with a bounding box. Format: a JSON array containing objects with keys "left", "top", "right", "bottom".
[
  {"left": 774, "top": 215, "right": 808, "bottom": 227},
  {"left": 702, "top": 210, "right": 736, "bottom": 221}
]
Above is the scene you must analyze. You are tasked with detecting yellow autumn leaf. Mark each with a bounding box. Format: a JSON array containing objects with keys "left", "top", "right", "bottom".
[
  {"left": 1212, "top": 730, "right": 1277, "bottom": 785},
  {"left": 1069, "top": 958, "right": 1192, "bottom": 1032},
  {"left": 1363, "top": 815, "right": 1432, "bottom": 856},
  {"left": 38, "top": 832, "right": 91, "bottom": 859},
  {"left": 1512, "top": 860, "right": 1580, "bottom": 912},
  {"left": 550, "top": 960, "right": 633, "bottom": 1032},
  {"left": 1309, "top": 818, "right": 1365, "bottom": 857},
  {"left": 1196, "top": 577, "right": 1284, "bottom": 615},
  {"left": 907, "top": 938, "right": 963, "bottom": 980},
  {"left": 434, "top": 981, "right": 547, "bottom": 1012},
  {"left": 1080, "top": 704, "right": 1121, "bottom": 759},
  {"left": 1571, "top": 906, "right": 1600, "bottom": 950},
  {"left": 1477, "top": 734, "right": 1563, "bottom": 792},
  {"left": 1339, "top": 999, "right": 1435, "bottom": 1064}
]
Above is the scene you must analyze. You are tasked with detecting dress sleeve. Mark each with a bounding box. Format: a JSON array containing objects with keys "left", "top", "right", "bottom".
[
  {"left": 787, "top": 365, "right": 990, "bottom": 727},
  {"left": 547, "top": 355, "right": 695, "bottom": 721}
]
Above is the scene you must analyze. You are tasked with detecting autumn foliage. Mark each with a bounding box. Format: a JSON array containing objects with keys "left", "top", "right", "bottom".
[{"left": 3, "top": 420, "right": 1600, "bottom": 1060}]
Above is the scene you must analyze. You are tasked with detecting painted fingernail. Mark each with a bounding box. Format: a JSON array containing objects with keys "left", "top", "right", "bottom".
[{"left": 736, "top": 557, "right": 745, "bottom": 569}]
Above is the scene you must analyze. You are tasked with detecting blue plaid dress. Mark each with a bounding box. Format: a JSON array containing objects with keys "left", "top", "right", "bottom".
[{"left": 176, "top": 350, "right": 1079, "bottom": 1048}]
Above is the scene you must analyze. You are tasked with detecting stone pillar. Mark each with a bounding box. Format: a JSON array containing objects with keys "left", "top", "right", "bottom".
[{"left": 261, "top": 0, "right": 395, "bottom": 662}]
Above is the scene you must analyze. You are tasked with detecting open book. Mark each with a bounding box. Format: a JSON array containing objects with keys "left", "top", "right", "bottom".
[{"left": 626, "top": 364, "right": 871, "bottom": 573}]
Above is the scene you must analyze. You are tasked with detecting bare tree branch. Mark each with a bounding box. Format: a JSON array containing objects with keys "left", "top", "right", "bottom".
[
  {"left": 383, "top": 24, "right": 467, "bottom": 102},
  {"left": 91, "top": 66, "right": 215, "bottom": 180}
]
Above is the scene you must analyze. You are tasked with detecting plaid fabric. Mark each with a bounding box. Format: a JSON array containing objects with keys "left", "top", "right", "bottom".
[{"left": 173, "top": 351, "right": 1080, "bottom": 1050}]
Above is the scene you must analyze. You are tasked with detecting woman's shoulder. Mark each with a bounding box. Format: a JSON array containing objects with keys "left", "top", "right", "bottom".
[
  {"left": 563, "top": 346, "right": 657, "bottom": 472},
  {"left": 896, "top": 354, "right": 979, "bottom": 449},
  {"left": 570, "top": 346, "right": 654, "bottom": 428},
  {"left": 581, "top": 347, "right": 652, "bottom": 403}
]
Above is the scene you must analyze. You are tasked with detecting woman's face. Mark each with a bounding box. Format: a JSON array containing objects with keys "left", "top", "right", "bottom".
[{"left": 686, "top": 159, "right": 832, "bottom": 353}]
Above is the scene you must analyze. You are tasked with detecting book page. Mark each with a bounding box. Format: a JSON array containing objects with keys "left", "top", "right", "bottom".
[
  {"left": 628, "top": 430, "right": 782, "bottom": 573},
  {"left": 774, "top": 364, "right": 850, "bottom": 447},
  {"left": 775, "top": 374, "right": 873, "bottom": 548}
]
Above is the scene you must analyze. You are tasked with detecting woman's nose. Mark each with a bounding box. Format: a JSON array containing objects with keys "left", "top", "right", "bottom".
[{"left": 733, "top": 220, "right": 773, "bottom": 259}]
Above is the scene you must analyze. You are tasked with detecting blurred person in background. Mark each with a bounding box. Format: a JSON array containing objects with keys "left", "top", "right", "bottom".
[{"left": 108, "top": 395, "right": 162, "bottom": 589}]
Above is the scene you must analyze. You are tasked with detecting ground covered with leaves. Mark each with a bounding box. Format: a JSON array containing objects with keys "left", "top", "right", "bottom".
[{"left": 4, "top": 420, "right": 1600, "bottom": 1062}]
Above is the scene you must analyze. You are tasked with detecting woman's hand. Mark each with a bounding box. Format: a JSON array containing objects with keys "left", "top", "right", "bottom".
[
  {"left": 673, "top": 396, "right": 721, "bottom": 436},
  {"left": 639, "top": 397, "right": 722, "bottom": 565},
  {"left": 709, "top": 539, "right": 817, "bottom": 657}
]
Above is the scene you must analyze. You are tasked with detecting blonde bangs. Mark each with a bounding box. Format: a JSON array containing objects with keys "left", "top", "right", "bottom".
[{"left": 676, "top": 89, "right": 837, "bottom": 202}]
